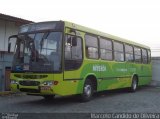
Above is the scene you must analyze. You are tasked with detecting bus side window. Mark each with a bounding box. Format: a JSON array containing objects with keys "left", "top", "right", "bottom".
[
  {"left": 85, "top": 34, "right": 98, "bottom": 59},
  {"left": 134, "top": 47, "right": 142, "bottom": 63},
  {"left": 99, "top": 37, "right": 113, "bottom": 60},
  {"left": 125, "top": 44, "right": 134, "bottom": 62},
  {"left": 142, "top": 49, "right": 148, "bottom": 64},
  {"left": 114, "top": 41, "right": 124, "bottom": 62}
]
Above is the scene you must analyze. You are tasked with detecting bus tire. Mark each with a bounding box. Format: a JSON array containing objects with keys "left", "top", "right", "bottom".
[
  {"left": 80, "top": 79, "right": 94, "bottom": 102},
  {"left": 130, "top": 76, "right": 138, "bottom": 92},
  {"left": 43, "top": 95, "right": 55, "bottom": 100}
]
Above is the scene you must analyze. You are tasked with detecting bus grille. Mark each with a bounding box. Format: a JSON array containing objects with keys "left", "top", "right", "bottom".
[
  {"left": 19, "top": 88, "right": 40, "bottom": 93},
  {"left": 19, "top": 80, "right": 40, "bottom": 86}
]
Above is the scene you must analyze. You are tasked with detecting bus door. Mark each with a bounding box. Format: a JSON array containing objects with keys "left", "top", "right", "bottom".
[{"left": 63, "top": 32, "right": 83, "bottom": 95}]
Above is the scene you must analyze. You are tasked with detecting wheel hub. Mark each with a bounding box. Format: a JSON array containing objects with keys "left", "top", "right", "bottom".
[
  {"left": 84, "top": 85, "right": 92, "bottom": 97},
  {"left": 133, "top": 80, "right": 137, "bottom": 90}
]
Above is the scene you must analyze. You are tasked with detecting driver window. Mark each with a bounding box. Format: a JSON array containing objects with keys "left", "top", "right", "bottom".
[
  {"left": 65, "top": 34, "right": 83, "bottom": 70},
  {"left": 65, "top": 35, "right": 82, "bottom": 60}
]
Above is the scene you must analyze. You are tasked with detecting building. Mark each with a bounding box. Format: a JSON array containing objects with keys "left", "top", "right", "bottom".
[
  {"left": 0, "top": 13, "right": 33, "bottom": 91},
  {"left": 151, "top": 57, "right": 160, "bottom": 86}
]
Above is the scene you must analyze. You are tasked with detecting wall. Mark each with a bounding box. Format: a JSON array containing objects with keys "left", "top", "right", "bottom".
[
  {"left": 151, "top": 57, "right": 160, "bottom": 86},
  {"left": 0, "top": 19, "right": 18, "bottom": 51},
  {"left": 0, "top": 19, "right": 19, "bottom": 91}
]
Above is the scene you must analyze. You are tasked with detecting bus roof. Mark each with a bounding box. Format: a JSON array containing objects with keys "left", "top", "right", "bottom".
[
  {"left": 19, "top": 20, "right": 150, "bottom": 49},
  {"left": 64, "top": 21, "right": 150, "bottom": 49}
]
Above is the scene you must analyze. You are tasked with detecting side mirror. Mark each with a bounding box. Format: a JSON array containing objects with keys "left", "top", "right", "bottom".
[
  {"left": 67, "top": 36, "right": 77, "bottom": 46},
  {"left": 72, "top": 36, "right": 77, "bottom": 46},
  {"left": 8, "top": 42, "right": 11, "bottom": 53}
]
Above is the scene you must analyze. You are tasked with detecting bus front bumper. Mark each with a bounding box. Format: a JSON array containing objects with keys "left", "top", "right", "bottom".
[{"left": 11, "top": 84, "right": 55, "bottom": 95}]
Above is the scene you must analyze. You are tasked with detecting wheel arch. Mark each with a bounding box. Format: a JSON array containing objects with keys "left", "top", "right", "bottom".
[{"left": 84, "top": 74, "right": 98, "bottom": 92}]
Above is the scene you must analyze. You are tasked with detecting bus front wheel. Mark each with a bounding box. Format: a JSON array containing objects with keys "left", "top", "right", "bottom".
[{"left": 80, "top": 79, "right": 94, "bottom": 102}]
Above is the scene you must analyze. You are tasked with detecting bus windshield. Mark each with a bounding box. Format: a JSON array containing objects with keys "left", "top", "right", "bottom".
[{"left": 12, "top": 32, "right": 62, "bottom": 72}]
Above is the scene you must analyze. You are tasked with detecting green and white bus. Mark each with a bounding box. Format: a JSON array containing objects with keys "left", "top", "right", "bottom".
[{"left": 8, "top": 21, "right": 152, "bottom": 101}]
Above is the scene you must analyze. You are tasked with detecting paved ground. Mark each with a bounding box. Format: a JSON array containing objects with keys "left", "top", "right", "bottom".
[{"left": 0, "top": 86, "right": 160, "bottom": 113}]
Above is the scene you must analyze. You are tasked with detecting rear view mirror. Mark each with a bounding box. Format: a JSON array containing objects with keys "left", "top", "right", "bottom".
[
  {"left": 72, "top": 36, "right": 77, "bottom": 46},
  {"left": 8, "top": 42, "right": 11, "bottom": 53},
  {"left": 68, "top": 28, "right": 77, "bottom": 46},
  {"left": 67, "top": 36, "right": 77, "bottom": 46}
]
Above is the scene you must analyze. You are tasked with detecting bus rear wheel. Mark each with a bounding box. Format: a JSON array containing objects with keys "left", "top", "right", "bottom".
[
  {"left": 43, "top": 95, "right": 55, "bottom": 100},
  {"left": 130, "top": 76, "right": 138, "bottom": 92},
  {"left": 80, "top": 79, "right": 94, "bottom": 102}
]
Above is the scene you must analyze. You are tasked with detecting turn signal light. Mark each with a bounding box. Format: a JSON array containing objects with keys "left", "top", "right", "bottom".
[{"left": 54, "top": 81, "right": 58, "bottom": 85}]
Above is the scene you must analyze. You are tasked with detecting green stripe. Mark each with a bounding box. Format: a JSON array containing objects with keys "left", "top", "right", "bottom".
[
  {"left": 63, "top": 78, "right": 83, "bottom": 81},
  {"left": 100, "top": 75, "right": 152, "bottom": 80}
]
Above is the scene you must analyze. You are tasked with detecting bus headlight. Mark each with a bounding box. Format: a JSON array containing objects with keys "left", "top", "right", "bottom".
[
  {"left": 43, "top": 81, "right": 54, "bottom": 86},
  {"left": 11, "top": 80, "right": 18, "bottom": 84}
]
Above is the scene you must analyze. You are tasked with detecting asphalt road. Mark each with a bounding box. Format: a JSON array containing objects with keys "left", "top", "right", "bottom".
[{"left": 0, "top": 86, "right": 160, "bottom": 113}]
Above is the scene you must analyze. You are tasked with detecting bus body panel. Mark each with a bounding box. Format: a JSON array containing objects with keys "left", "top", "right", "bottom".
[
  {"left": 10, "top": 60, "right": 151, "bottom": 96},
  {"left": 10, "top": 21, "right": 152, "bottom": 97}
]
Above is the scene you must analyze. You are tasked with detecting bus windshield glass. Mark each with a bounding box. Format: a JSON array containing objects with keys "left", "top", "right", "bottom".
[{"left": 12, "top": 32, "right": 62, "bottom": 72}]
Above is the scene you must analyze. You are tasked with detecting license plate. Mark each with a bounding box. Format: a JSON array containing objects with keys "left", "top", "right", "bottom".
[{"left": 40, "top": 86, "right": 51, "bottom": 90}]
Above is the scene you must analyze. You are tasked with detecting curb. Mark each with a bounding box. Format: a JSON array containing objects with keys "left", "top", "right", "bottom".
[
  {"left": 150, "top": 80, "right": 160, "bottom": 87},
  {"left": 0, "top": 91, "right": 13, "bottom": 96},
  {"left": 0, "top": 91, "right": 26, "bottom": 96}
]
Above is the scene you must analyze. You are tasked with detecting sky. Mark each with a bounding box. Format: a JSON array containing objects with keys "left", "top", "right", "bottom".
[{"left": 0, "top": 0, "right": 160, "bottom": 56}]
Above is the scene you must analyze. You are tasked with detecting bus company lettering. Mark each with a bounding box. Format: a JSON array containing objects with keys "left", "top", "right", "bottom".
[{"left": 93, "top": 65, "right": 106, "bottom": 72}]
